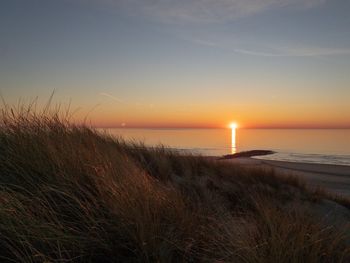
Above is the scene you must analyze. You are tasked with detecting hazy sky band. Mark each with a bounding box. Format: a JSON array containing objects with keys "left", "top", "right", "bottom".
[{"left": 1, "top": 0, "right": 349, "bottom": 128}]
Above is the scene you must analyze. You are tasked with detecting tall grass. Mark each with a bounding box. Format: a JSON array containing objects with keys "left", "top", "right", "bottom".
[{"left": 0, "top": 104, "right": 349, "bottom": 262}]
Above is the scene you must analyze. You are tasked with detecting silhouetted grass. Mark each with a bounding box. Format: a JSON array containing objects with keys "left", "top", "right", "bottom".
[{"left": 0, "top": 104, "right": 349, "bottom": 262}]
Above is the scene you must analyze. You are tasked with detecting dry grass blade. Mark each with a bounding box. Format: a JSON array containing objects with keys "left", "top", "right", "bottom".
[{"left": 0, "top": 103, "right": 349, "bottom": 262}]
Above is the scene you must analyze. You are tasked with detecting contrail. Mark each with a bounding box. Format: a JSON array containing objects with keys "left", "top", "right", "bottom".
[{"left": 99, "top": 93, "right": 123, "bottom": 103}]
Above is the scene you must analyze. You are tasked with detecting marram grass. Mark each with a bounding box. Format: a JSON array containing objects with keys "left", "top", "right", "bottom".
[{"left": 0, "top": 105, "right": 349, "bottom": 262}]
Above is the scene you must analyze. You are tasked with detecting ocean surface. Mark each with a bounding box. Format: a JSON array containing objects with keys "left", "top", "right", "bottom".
[{"left": 101, "top": 128, "right": 350, "bottom": 166}]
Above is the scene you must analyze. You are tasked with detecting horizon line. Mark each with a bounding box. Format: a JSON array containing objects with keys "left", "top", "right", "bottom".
[{"left": 92, "top": 126, "right": 350, "bottom": 130}]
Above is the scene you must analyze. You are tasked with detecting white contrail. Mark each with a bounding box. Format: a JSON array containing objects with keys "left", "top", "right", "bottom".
[{"left": 99, "top": 93, "right": 123, "bottom": 103}]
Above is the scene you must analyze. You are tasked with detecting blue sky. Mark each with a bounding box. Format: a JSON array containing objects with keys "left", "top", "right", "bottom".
[{"left": 1, "top": 0, "right": 349, "bottom": 128}]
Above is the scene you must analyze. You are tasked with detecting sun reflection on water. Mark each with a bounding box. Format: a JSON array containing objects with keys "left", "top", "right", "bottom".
[
  {"left": 231, "top": 125, "right": 237, "bottom": 154},
  {"left": 231, "top": 128, "right": 236, "bottom": 154}
]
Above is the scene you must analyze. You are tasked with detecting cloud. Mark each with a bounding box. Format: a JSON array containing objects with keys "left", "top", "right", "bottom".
[
  {"left": 111, "top": 0, "right": 326, "bottom": 23},
  {"left": 190, "top": 36, "right": 350, "bottom": 57},
  {"left": 279, "top": 46, "right": 350, "bottom": 57},
  {"left": 228, "top": 46, "right": 350, "bottom": 57},
  {"left": 235, "top": 46, "right": 350, "bottom": 57}
]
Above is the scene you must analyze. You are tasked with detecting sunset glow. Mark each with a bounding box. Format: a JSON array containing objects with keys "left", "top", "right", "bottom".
[
  {"left": 1, "top": 1, "right": 350, "bottom": 129},
  {"left": 229, "top": 123, "right": 238, "bottom": 129}
]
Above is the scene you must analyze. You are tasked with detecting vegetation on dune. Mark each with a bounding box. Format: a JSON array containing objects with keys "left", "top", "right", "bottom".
[{"left": 0, "top": 104, "right": 349, "bottom": 262}]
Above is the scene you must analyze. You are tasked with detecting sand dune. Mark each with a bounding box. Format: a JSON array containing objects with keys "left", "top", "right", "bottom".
[{"left": 224, "top": 157, "right": 350, "bottom": 197}]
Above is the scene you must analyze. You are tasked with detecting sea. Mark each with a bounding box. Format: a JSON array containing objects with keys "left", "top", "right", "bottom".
[{"left": 100, "top": 128, "right": 350, "bottom": 166}]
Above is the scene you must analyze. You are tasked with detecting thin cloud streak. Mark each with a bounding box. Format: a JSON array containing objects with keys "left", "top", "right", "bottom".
[
  {"left": 191, "top": 37, "right": 350, "bottom": 57},
  {"left": 99, "top": 93, "right": 157, "bottom": 110},
  {"left": 99, "top": 93, "right": 123, "bottom": 103},
  {"left": 233, "top": 47, "right": 350, "bottom": 57},
  {"left": 83, "top": 0, "right": 326, "bottom": 23},
  {"left": 281, "top": 46, "right": 350, "bottom": 57}
]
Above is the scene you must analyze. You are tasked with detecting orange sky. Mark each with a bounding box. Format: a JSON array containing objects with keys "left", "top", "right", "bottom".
[
  {"left": 2, "top": 0, "right": 350, "bottom": 129},
  {"left": 70, "top": 98, "right": 350, "bottom": 129}
]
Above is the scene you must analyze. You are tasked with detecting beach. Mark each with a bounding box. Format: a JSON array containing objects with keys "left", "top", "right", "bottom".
[
  {"left": 224, "top": 157, "right": 350, "bottom": 197},
  {"left": 1, "top": 109, "right": 350, "bottom": 262}
]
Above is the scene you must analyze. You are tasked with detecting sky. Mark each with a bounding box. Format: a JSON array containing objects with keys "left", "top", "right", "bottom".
[{"left": 1, "top": 0, "right": 350, "bottom": 128}]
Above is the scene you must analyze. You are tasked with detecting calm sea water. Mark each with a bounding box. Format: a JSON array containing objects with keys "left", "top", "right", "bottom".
[{"left": 101, "top": 128, "right": 350, "bottom": 166}]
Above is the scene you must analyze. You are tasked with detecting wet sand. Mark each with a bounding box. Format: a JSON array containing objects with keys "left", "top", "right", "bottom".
[{"left": 223, "top": 157, "right": 350, "bottom": 197}]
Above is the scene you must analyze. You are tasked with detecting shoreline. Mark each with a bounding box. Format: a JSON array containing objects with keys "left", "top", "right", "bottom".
[
  {"left": 221, "top": 157, "right": 350, "bottom": 197},
  {"left": 220, "top": 149, "right": 350, "bottom": 167},
  {"left": 258, "top": 159, "right": 350, "bottom": 176}
]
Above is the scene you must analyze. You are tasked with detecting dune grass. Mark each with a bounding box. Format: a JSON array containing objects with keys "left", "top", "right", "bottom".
[{"left": 0, "top": 104, "right": 349, "bottom": 262}]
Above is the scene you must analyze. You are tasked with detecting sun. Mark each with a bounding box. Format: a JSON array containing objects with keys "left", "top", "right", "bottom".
[{"left": 229, "top": 122, "right": 238, "bottom": 129}]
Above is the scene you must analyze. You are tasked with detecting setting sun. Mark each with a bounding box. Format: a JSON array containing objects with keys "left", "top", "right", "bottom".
[{"left": 229, "top": 122, "right": 238, "bottom": 129}]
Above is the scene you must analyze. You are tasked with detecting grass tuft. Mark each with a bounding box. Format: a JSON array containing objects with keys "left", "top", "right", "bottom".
[{"left": 0, "top": 104, "right": 349, "bottom": 262}]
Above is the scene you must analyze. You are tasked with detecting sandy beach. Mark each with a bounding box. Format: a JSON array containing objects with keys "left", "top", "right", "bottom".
[{"left": 224, "top": 157, "right": 350, "bottom": 197}]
